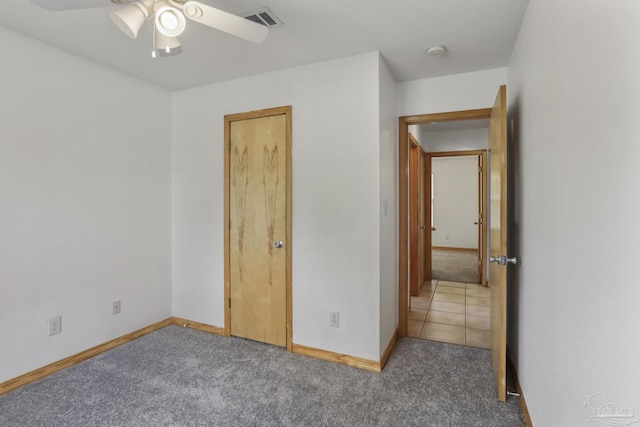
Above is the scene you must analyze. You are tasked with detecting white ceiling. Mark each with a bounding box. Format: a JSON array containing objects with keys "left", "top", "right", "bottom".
[{"left": 0, "top": 0, "right": 529, "bottom": 91}]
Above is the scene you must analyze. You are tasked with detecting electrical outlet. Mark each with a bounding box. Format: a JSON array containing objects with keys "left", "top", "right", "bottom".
[
  {"left": 48, "top": 316, "right": 61, "bottom": 336},
  {"left": 113, "top": 300, "right": 121, "bottom": 315},
  {"left": 329, "top": 311, "right": 340, "bottom": 328}
]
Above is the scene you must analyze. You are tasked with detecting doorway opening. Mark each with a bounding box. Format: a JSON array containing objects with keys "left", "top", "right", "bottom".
[
  {"left": 398, "top": 109, "right": 492, "bottom": 339},
  {"left": 428, "top": 150, "right": 487, "bottom": 285},
  {"left": 399, "top": 86, "right": 510, "bottom": 401},
  {"left": 404, "top": 119, "right": 489, "bottom": 347}
]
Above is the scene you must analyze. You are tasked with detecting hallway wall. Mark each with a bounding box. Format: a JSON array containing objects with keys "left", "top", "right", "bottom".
[
  {"left": 420, "top": 127, "right": 488, "bottom": 152},
  {"left": 397, "top": 68, "right": 507, "bottom": 117},
  {"left": 431, "top": 156, "right": 478, "bottom": 249}
]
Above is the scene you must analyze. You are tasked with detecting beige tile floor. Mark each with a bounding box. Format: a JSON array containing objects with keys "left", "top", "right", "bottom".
[{"left": 408, "top": 280, "right": 490, "bottom": 349}]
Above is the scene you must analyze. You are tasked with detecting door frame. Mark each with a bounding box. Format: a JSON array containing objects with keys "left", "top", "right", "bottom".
[
  {"left": 223, "top": 106, "right": 293, "bottom": 351},
  {"left": 398, "top": 108, "right": 491, "bottom": 337},
  {"left": 426, "top": 150, "right": 487, "bottom": 286}
]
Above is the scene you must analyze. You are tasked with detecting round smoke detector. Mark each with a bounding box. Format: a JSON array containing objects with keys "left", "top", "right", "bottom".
[{"left": 426, "top": 45, "right": 447, "bottom": 57}]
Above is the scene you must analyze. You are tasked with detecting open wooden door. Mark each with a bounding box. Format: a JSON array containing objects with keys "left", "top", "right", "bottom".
[
  {"left": 418, "top": 150, "right": 427, "bottom": 291},
  {"left": 409, "top": 137, "right": 420, "bottom": 296},
  {"left": 477, "top": 156, "right": 483, "bottom": 284},
  {"left": 489, "top": 85, "right": 514, "bottom": 401}
]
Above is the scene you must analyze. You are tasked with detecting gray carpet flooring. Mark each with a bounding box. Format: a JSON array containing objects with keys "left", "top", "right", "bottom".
[
  {"left": 0, "top": 326, "right": 525, "bottom": 426},
  {"left": 432, "top": 249, "right": 479, "bottom": 283}
]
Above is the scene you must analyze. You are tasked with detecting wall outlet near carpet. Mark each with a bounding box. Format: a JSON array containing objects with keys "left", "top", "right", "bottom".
[
  {"left": 48, "top": 316, "right": 62, "bottom": 336},
  {"left": 329, "top": 311, "right": 340, "bottom": 328},
  {"left": 113, "top": 300, "right": 121, "bottom": 315}
]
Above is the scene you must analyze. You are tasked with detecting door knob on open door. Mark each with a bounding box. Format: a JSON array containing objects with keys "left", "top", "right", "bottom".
[
  {"left": 489, "top": 255, "right": 518, "bottom": 265},
  {"left": 273, "top": 241, "right": 284, "bottom": 249}
]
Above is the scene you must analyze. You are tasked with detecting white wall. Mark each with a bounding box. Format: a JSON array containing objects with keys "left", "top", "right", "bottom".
[
  {"left": 431, "top": 156, "right": 478, "bottom": 249},
  {"left": 0, "top": 28, "right": 172, "bottom": 383},
  {"left": 378, "top": 56, "right": 398, "bottom": 355},
  {"left": 172, "top": 52, "right": 384, "bottom": 361},
  {"left": 507, "top": 1, "right": 640, "bottom": 425},
  {"left": 397, "top": 68, "right": 507, "bottom": 117},
  {"left": 421, "top": 127, "right": 488, "bottom": 152}
]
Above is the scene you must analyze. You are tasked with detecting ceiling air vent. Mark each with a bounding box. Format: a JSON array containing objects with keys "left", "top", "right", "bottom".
[{"left": 242, "top": 7, "right": 282, "bottom": 27}]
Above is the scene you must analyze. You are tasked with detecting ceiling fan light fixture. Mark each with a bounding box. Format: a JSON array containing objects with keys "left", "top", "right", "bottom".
[
  {"left": 109, "top": 0, "right": 152, "bottom": 39},
  {"left": 159, "top": 44, "right": 183, "bottom": 57},
  {"left": 154, "top": 27, "right": 182, "bottom": 58},
  {"left": 98, "top": 0, "right": 272, "bottom": 58},
  {"left": 154, "top": 3, "right": 186, "bottom": 38}
]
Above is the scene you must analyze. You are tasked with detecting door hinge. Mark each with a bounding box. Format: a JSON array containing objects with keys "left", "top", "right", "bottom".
[{"left": 228, "top": 298, "right": 231, "bottom": 308}]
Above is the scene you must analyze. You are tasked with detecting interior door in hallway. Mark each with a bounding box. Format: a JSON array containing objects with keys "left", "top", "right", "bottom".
[
  {"left": 226, "top": 107, "right": 291, "bottom": 348},
  {"left": 489, "top": 85, "right": 510, "bottom": 401},
  {"left": 409, "top": 137, "right": 421, "bottom": 296},
  {"left": 419, "top": 149, "right": 428, "bottom": 287}
]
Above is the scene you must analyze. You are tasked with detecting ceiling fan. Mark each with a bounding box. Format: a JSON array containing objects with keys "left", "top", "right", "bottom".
[{"left": 30, "top": 0, "right": 269, "bottom": 58}]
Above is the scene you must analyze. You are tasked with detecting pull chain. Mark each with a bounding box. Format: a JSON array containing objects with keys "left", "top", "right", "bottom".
[{"left": 151, "top": 21, "right": 157, "bottom": 58}]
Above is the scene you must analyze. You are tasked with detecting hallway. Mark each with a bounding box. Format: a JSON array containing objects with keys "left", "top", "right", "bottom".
[
  {"left": 408, "top": 280, "right": 490, "bottom": 348},
  {"left": 431, "top": 248, "right": 479, "bottom": 284}
]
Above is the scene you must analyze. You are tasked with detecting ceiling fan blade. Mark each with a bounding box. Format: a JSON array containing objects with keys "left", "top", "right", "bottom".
[
  {"left": 182, "top": 1, "right": 269, "bottom": 44},
  {"left": 31, "top": 0, "right": 112, "bottom": 11}
]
